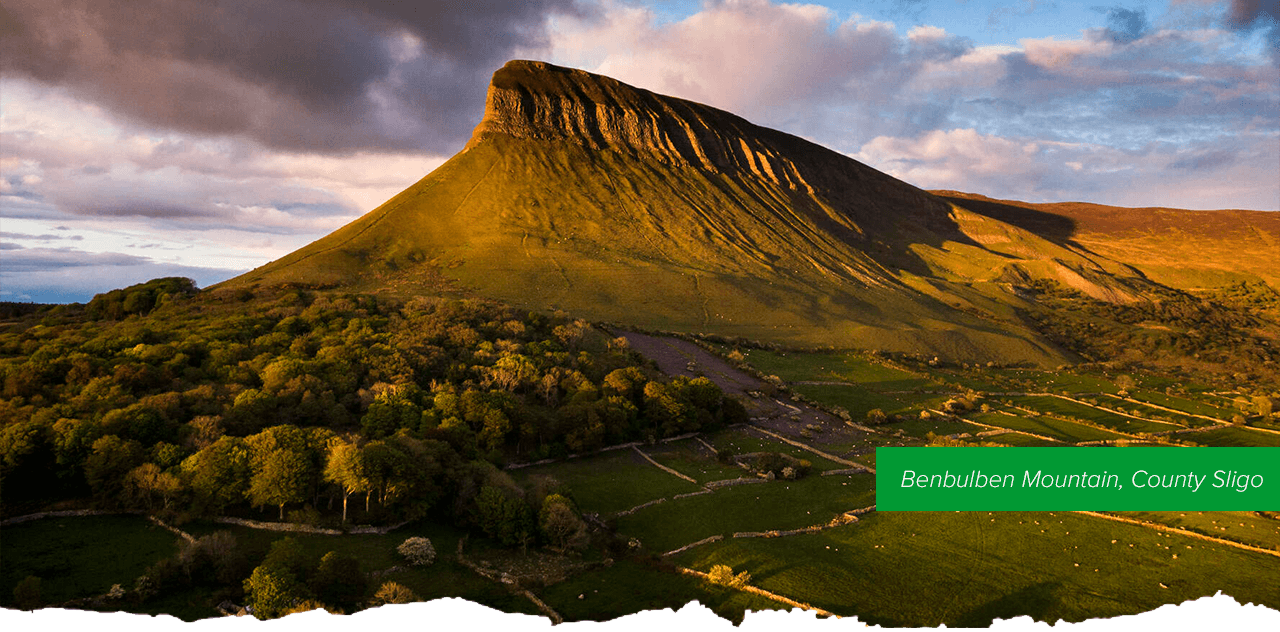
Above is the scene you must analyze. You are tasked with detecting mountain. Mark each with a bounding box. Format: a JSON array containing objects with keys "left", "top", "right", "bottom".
[{"left": 225, "top": 60, "right": 1208, "bottom": 366}]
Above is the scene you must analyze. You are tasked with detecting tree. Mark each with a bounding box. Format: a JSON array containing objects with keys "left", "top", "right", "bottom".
[
  {"left": 83, "top": 435, "right": 144, "bottom": 504},
  {"left": 124, "top": 463, "right": 182, "bottom": 510},
  {"left": 246, "top": 426, "right": 316, "bottom": 520},
  {"left": 1253, "top": 395, "right": 1273, "bottom": 417},
  {"left": 539, "top": 494, "right": 589, "bottom": 551},
  {"left": 323, "top": 437, "right": 367, "bottom": 522},
  {"left": 866, "top": 409, "right": 888, "bottom": 424},
  {"left": 243, "top": 565, "right": 305, "bottom": 620},
  {"left": 478, "top": 408, "right": 511, "bottom": 452},
  {"left": 181, "top": 436, "right": 251, "bottom": 514},
  {"left": 310, "top": 551, "right": 365, "bottom": 612},
  {"left": 473, "top": 485, "right": 535, "bottom": 548}
]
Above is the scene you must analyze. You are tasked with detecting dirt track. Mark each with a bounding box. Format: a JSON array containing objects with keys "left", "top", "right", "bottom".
[{"left": 612, "top": 330, "right": 879, "bottom": 453}]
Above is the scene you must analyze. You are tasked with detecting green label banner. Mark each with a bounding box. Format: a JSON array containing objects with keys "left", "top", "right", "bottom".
[{"left": 876, "top": 447, "right": 1280, "bottom": 511}]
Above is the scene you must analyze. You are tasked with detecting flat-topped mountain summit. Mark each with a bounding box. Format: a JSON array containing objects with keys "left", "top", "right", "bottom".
[
  {"left": 472, "top": 61, "right": 930, "bottom": 207},
  {"left": 225, "top": 60, "right": 1202, "bottom": 366}
]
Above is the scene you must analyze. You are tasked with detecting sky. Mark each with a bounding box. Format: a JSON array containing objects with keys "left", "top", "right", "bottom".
[{"left": 1, "top": 0, "right": 1277, "bottom": 304}]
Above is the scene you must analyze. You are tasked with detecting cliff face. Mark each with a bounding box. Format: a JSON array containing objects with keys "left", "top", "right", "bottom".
[
  {"left": 468, "top": 61, "right": 942, "bottom": 218},
  {"left": 471, "top": 61, "right": 806, "bottom": 185}
]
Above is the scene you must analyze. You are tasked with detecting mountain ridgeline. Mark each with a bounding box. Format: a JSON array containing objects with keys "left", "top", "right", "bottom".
[{"left": 228, "top": 60, "right": 1245, "bottom": 367}]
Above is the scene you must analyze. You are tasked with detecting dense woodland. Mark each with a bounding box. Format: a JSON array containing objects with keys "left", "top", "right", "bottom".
[
  {"left": 0, "top": 278, "right": 746, "bottom": 534},
  {"left": 1019, "top": 279, "right": 1280, "bottom": 381}
]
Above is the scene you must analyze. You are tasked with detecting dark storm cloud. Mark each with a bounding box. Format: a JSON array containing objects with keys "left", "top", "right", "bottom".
[
  {"left": 1095, "top": 6, "right": 1150, "bottom": 43},
  {"left": 1225, "top": 0, "right": 1280, "bottom": 56},
  {"left": 0, "top": 0, "right": 580, "bottom": 154},
  {"left": 1227, "top": 0, "right": 1280, "bottom": 28}
]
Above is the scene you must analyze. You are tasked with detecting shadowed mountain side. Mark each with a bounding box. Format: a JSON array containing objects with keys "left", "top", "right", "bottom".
[
  {"left": 936, "top": 191, "right": 1280, "bottom": 290},
  {"left": 224, "top": 60, "right": 1195, "bottom": 366}
]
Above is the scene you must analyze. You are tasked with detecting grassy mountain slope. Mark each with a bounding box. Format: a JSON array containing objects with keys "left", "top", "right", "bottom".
[
  {"left": 935, "top": 191, "right": 1280, "bottom": 290},
  {"left": 225, "top": 61, "right": 1209, "bottom": 367}
]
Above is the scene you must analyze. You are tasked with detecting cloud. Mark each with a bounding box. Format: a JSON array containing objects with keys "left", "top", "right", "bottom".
[
  {"left": 987, "top": 0, "right": 1053, "bottom": 31},
  {"left": 1225, "top": 0, "right": 1280, "bottom": 57},
  {"left": 0, "top": 245, "right": 243, "bottom": 303},
  {"left": 0, "top": 231, "right": 84, "bottom": 242},
  {"left": 853, "top": 127, "right": 1279, "bottom": 210},
  {"left": 0, "top": 0, "right": 581, "bottom": 154},
  {"left": 1, "top": 80, "right": 444, "bottom": 236},
  {"left": 1095, "top": 6, "right": 1151, "bottom": 43},
  {"left": 548, "top": 0, "right": 978, "bottom": 146},
  {"left": 0, "top": 246, "right": 152, "bottom": 272},
  {"left": 548, "top": 1, "right": 1275, "bottom": 177},
  {"left": 1167, "top": 148, "right": 1237, "bottom": 171}
]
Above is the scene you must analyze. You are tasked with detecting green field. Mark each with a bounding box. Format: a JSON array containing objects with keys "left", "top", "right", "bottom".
[
  {"left": 538, "top": 558, "right": 782, "bottom": 623},
  {"left": 883, "top": 415, "right": 985, "bottom": 439},
  {"left": 1182, "top": 426, "right": 1280, "bottom": 447},
  {"left": 972, "top": 432, "right": 1065, "bottom": 447},
  {"left": 616, "top": 473, "right": 876, "bottom": 554},
  {"left": 1, "top": 515, "right": 181, "bottom": 608},
  {"left": 1125, "top": 391, "right": 1234, "bottom": 419},
  {"left": 969, "top": 411, "right": 1127, "bottom": 443},
  {"left": 513, "top": 449, "right": 703, "bottom": 515},
  {"left": 706, "top": 428, "right": 846, "bottom": 471},
  {"left": 1111, "top": 511, "right": 1280, "bottom": 552},
  {"left": 642, "top": 439, "right": 749, "bottom": 484},
  {"left": 793, "top": 383, "right": 950, "bottom": 421},
  {"left": 1098, "top": 399, "right": 1211, "bottom": 427},
  {"left": 741, "top": 350, "right": 933, "bottom": 389},
  {"left": 995, "top": 370, "right": 1123, "bottom": 394},
  {"left": 676, "top": 511, "right": 1280, "bottom": 627},
  {"left": 1008, "top": 396, "right": 1181, "bottom": 434}
]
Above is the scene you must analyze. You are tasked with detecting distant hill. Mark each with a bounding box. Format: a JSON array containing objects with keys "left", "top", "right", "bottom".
[
  {"left": 224, "top": 61, "right": 1267, "bottom": 367},
  {"left": 932, "top": 191, "right": 1280, "bottom": 290}
]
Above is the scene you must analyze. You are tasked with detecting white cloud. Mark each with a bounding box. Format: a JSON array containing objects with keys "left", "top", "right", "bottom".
[{"left": 853, "top": 127, "right": 1279, "bottom": 210}]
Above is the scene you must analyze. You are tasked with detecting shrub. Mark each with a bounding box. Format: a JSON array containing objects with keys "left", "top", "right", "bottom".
[
  {"left": 371, "top": 581, "right": 419, "bottom": 605},
  {"left": 396, "top": 537, "right": 437, "bottom": 566},
  {"left": 13, "top": 576, "right": 41, "bottom": 610},
  {"left": 706, "top": 564, "right": 750, "bottom": 588}
]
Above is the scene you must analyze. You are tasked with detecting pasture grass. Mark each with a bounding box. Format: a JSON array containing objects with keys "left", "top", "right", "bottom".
[
  {"left": 616, "top": 473, "right": 876, "bottom": 554},
  {"left": 1111, "top": 511, "right": 1280, "bottom": 552},
  {"left": 1124, "top": 390, "right": 1234, "bottom": 419},
  {"left": 706, "top": 428, "right": 845, "bottom": 471},
  {"left": 676, "top": 510, "right": 1280, "bottom": 627},
  {"left": 739, "top": 350, "right": 929, "bottom": 388},
  {"left": 1182, "top": 426, "right": 1280, "bottom": 447},
  {"left": 642, "top": 439, "right": 746, "bottom": 484},
  {"left": 882, "top": 415, "right": 982, "bottom": 439},
  {"left": 1008, "top": 396, "right": 1179, "bottom": 434},
  {"left": 1, "top": 515, "right": 180, "bottom": 608},
  {"left": 514, "top": 449, "right": 702, "bottom": 515},
  {"left": 972, "top": 432, "right": 1065, "bottom": 447},
  {"left": 538, "top": 558, "right": 782, "bottom": 623},
  {"left": 969, "top": 411, "right": 1127, "bottom": 443}
]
